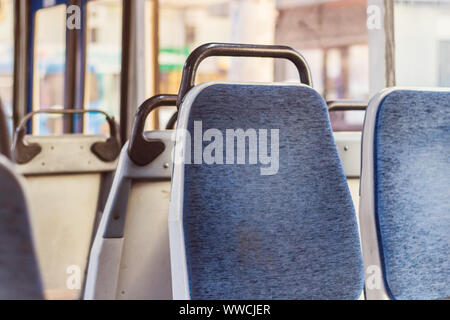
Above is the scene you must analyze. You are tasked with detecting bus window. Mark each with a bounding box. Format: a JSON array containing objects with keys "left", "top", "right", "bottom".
[
  {"left": 145, "top": 0, "right": 173, "bottom": 130},
  {"left": 158, "top": 0, "right": 369, "bottom": 131},
  {"left": 159, "top": 2, "right": 230, "bottom": 96},
  {"left": 395, "top": 0, "right": 450, "bottom": 87},
  {"left": 0, "top": 0, "right": 14, "bottom": 134},
  {"left": 144, "top": 0, "right": 154, "bottom": 100},
  {"left": 33, "top": 4, "right": 67, "bottom": 135},
  {"left": 276, "top": 0, "right": 369, "bottom": 131},
  {"left": 84, "top": 0, "right": 122, "bottom": 135}
]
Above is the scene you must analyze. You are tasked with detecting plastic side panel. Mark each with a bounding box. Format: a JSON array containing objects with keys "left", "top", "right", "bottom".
[
  {"left": 25, "top": 174, "right": 101, "bottom": 300},
  {"left": 116, "top": 181, "right": 172, "bottom": 300},
  {"left": 84, "top": 238, "right": 124, "bottom": 300},
  {"left": 334, "top": 132, "right": 362, "bottom": 178}
]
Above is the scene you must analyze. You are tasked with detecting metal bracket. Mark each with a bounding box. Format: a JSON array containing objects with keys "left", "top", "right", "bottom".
[
  {"left": 12, "top": 109, "right": 121, "bottom": 164},
  {"left": 128, "top": 94, "right": 178, "bottom": 166}
]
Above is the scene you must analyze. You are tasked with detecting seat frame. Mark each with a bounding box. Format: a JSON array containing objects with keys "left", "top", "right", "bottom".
[
  {"left": 169, "top": 81, "right": 364, "bottom": 300},
  {"left": 84, "top": 131, "right": 173, "bottom": 300},
  {"left": 359, "top": 87, "right": 450, "bottom": 300}
]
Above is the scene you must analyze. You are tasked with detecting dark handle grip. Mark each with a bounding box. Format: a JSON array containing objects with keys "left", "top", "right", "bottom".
[
  {"left": 128, "top": 94, "right": 178, "bottom": 166},
  {"left": 327, "top": 100, "right": 368, "bottom": 112},
  {"left": 166, "top": 112, "right": 178, "bottom": 130},
  {"left": 13, "top": 109, "right": 120, "bottom": 164},
  {"left": 177, "top": 43, "right": 313, "bottom": 107}
]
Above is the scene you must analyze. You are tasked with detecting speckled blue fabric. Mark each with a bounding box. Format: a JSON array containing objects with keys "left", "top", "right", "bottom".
[
  {"left": 0, "top": 159, "right": 43, "bottom": 299},
  {"left": 374, "top": 90, "right": 450, "bottom": 300},
  {"left": 182, "top": 84, "right": 364, "bottom": 300}
]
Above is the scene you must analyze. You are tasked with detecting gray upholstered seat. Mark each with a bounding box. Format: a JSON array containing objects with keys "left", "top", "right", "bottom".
[
  {"left": 169, "top": 82, "right": 364, "bottom": 300},
  {"left": 0, "top": 155, "right": 43, "bottom": 300},
  {"left": 360, "top": 88, "right": 450, "bottom": 300}
]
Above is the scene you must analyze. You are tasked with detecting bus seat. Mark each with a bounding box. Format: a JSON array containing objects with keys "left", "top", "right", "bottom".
[
  {"left": 328, "top": 101, "right": 368, "bottom": 218},
  {"left": 360, "top": 88, "right": 450, "bottom": 300},
  {"left": 85, "top": 95, "right": 176, "bottom": 300},
  {"left": 169, "top": 43, "right": 364, "bottom": 300},
  {"left": 11, "top": 109, "right": 120, "bottom": 300},
  {"left": 0, "top": 155, "right": 43, "bottom": 300}
]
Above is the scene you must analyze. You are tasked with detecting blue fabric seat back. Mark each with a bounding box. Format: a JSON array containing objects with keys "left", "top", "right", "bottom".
[
  {"left": 0, "top": 157, "right": 43, "bottom": 299},
  {"left": 374, "top": 90, "right": 450, "bottom": 300},
  {"left": 182, "top": 84, "right": 364, "bottom": 300}
]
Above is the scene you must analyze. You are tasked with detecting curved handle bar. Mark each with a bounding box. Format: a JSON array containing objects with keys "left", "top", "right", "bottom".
[
  {"left": 128, "top": 94, "right": 178, "bottom": 166},
  {"left": 327, "top": 100, "right": 368, "bottom": 112},
  {"left": 166, "top": 112, "right": 178, "bottom": 130},
  {"left": 13, "top": 109, "right": 120, "bottom": 164},
  {"left": 0, "top": 98, "right": 11, "bottom": 159},
  {"left": 177, "top": 43, "right": 313, "bottom": 107}
]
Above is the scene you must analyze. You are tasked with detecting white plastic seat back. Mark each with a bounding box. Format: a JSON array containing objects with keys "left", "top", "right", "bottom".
[
  {"left": 85, "top": 95, "right": 176, "bottom": 300},
  {"left": 12, "top": 109, "right": 120, "bottom": 300}
]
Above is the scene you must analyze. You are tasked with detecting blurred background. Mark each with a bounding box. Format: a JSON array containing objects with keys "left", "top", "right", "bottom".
[{"left": 1, "top": 0, "right": 449, "bottom": 135}]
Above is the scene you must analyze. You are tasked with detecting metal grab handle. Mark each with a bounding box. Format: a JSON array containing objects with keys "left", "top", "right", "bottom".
[
  {"left": 128, "top": 95, "right": 178, "bottom": 166},
  {"left": 13, "top": 109, "right": 120, "bottom": 164},
  {"left": 177, "top": 43, "right": 313, "bottom": 107},
  {"left": 166, "top": 112, "right": 178, "bottom": 130},
  {"left": 0, "top": 98, "right": 11, "bottom": 159},
  {"left": 327, "top": 100, "right": 368, "bottom": 112}
]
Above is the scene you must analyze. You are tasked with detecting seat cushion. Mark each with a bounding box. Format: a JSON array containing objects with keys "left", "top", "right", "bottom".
[
  {"left": 374, "top": 90, "right": 450, "bottom": 300},
  {"left": 182, "top": 84, "right": 363, "bottom": 300}
]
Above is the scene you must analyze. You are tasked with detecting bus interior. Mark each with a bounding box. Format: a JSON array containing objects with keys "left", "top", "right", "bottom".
[{"left": 0, "top": 0, "right": 448, "bottom": 301}]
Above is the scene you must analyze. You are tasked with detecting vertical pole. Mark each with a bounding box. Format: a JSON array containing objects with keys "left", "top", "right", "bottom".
[
  {"left": 12, "top": 0, "right": 30, "bottom": 129},
  {"left": 151, "top": 0, "right": 160, "bottom": 129},
  {"left": 64, "top": 0, "right": 83, "bottom": 133},
  {"left": 367, "top": 0, "right": 396, "bottom": 96},
  {"left": 120, "top": 0, "right": 146, "bottom": 145},
  {"left": 152, "top": 0, "right": 160, "bottom": 96},
  {"left": 384, "top": 0, "right": 395, "bottom": 87},
  {"left": 119, "top": 0, "right": 131, "bottom": 145}
]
